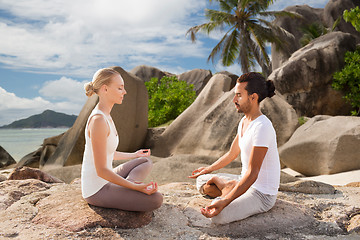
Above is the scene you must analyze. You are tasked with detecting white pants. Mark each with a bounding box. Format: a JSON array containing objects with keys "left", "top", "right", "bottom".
[{"left": 211, "top": 187, "right": 277, "bottom": 224}]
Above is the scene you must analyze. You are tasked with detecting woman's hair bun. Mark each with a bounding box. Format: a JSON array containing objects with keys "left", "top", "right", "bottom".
[
  {"left": 84, "top": 81, "right": 95, "bottom": 97},
  {"left": 266, "top": 80, "right": 275, "bottom": 98}
]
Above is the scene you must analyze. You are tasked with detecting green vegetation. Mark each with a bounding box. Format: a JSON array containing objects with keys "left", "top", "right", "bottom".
[
  {"left": 298, "top": 116, "right": 308, "bottom": 126},
  {"left": 343, "top": 6, "right": 360, "bottom": 32},
  {"left": 300, "top": 18, "right": 340, "bottom": 47},
  {"left": 145, "top": 76, "right": 196, "bottom": 127},
  {"left": 0, "top": 110, "right": 77, "bottom": 128},
  {"left": 331, "top": 7, "right": 360, "bottom": 116},
  {"left": 332, "top": 47, "right": 360, "bottom": 116},
  {"left": 186, "top": 0, "right": 297, "bottom": 77}
]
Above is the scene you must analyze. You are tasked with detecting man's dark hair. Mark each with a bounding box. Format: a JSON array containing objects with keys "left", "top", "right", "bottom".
[{"left": 237, "top": 72, "right": 275, "bottom": 103}]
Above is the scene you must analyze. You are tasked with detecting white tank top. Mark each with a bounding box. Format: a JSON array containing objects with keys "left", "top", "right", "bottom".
[{"left": 81, "top": 108, "right": 119, "bottom": 198}]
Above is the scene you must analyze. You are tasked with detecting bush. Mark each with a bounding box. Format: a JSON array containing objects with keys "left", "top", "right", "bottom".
[
  {"left": 343, "top": 6, "right": 360, "bottom": 32},
  {"left": 332, "top": 47, "right": 360, "bottom": 116},
  {"left": 145, "top": 76, "right": 196, "bottom": 127}
]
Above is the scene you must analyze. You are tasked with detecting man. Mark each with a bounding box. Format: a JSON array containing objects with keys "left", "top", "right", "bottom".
[{"left": 189, "top": 72, "right": 280, "bottom": 224}]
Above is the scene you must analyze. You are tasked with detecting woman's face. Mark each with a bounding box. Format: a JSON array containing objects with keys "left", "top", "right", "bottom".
[{"left": 107, "top": 74, "right": 127, "bottom": 105}]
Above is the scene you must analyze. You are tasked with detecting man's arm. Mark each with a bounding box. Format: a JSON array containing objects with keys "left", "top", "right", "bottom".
[
  {"left": 189, "top": 134, "right": 240, "bottom": 178},
  {"left": 201, "top": 146, "right": 268, "bottom": 217}
]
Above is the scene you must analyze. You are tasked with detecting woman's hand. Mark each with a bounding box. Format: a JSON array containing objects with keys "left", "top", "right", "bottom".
[
  {"left": 133, "top": 181, "right": 158, "bottom": 195},
  {"left": 188, "top": 166, "right": 210, "bottom": 179},
  {"left": 134, "top": 149, "right": 151, "bottom": 158}
]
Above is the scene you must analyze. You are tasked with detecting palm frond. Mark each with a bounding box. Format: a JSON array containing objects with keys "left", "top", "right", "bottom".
[
  {"left": 218, "top": 0, "right": 237, "bottom": 12},
  {"left": 186, "top": 22, "right": 224, "bottom": 42},
  {"left": 207, "top": 32, "right": 229, "bottom": 64},
  {"left": 205, "top": 9, "right": 235, "bottom": 25},
  {"left": 221, "top": 29, "right": 240, "bottom": 66}
]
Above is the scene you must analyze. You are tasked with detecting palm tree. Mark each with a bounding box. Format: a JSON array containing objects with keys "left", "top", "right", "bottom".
[{"left": 187, "top": 0, "right": 297, "bottom": 77}]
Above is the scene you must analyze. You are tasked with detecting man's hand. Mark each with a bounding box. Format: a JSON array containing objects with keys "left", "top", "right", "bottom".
[
  {"left": 200, "top": 198, "right": 228, "bottom": 218},
  {"left": 188, "top": 167, "right": 210, "bottom": 179}
]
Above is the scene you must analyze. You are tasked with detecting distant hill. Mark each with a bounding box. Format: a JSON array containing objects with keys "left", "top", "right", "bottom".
[{"left": 0, "top": 110, "right": 77, "bottom": 129}]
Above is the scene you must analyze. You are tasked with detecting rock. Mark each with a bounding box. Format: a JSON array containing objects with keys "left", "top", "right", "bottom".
[
  {"left": 279, "top": 115, "right": 360, "bottom": 176},
  {"left": 0, "top": 179, "right": 52, "bottom": 210},
  {"left": 324, "top": 0, "right": 360, "bottom": 44},
  {"left": 8, "top": 167, "right": 63, "bottom": 183},
  {"left": 271, "top": 5, "right": 324, "bottom": 70},
  {"left": 269, "top": 32, "right": 356, "bottom": 117},
  {"left": 44, "top": 164, "right": 82, "bottom": 184},
  {"left": 32, "top": 183, "right": 153, "bottom": 231},
  {"left": 260, "top": 92, "right": 299, "bottom": 147},
  {"left": 16, "top": 147, "right": 42, "bottom": 168},
  {"left": 145, "top": 155, "right": 240, "bottom": 185},
  {"left": 42, "top": 66, "right": 148, "bottom": 170},
  {"left": 151, "top": 73, "right": 238, "bottom": 157},
  {"left": 177, "top": 69, "right": 212, "bottom": 95},
  {"left": 348, "top": 214, "right": 360, "bottom": 233},
  {"left": 130, "top": 65, "right": 170, "bottom": 83},
  {"left": 143, "top": 127, "right": 166, "bottom": 150},
  {"left": 151, "top": 73, "right": 298, "bottom": 158},
  {"left": 280, "top": 180, "right": 336, "bottom": 194},
  {"left": 0, "top": 179, "right": 359, "bottom": 239},
  {"left": 0, "top": 174, "right": 7, "bottom": 182},
  {"left": 0, "top": 145, "right": 16, "bottom": 168}
]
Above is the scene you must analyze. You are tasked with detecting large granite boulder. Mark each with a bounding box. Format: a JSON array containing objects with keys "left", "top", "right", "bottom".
[
  {"left": 0, "top": 146, "right": 16, "bottom": 168},
  {"left": 279, "top": 115, "right": 360, "bottom": 176},
  {"left": 269, "top": 32, "right": 356, "bottom": 117},
  {"left": 271, "top": 5, "right": 324, "bottom": 70},
  {"left": 32, "top": 182, "right": 153, "bottom": 231},
  {"left": 151, "top": 73, "right": 298, "bottom": 158},
  {"left": 130, "top": 65, "right": 170, "bottom": 83},
  {"left": 8, "top": 167, "right": 63, "bottom": 183},
  {"left": 42, "top": 66, "right": 148, "bottom": 170},
  {"left": 323, "top": 0, "right": 360, "bottom": 43},
  {"left": 177, "top": 69, "right": 212, "bottom": 95},
  {"left": 0, "top": 178, "right": 359, "bottom": 238}
]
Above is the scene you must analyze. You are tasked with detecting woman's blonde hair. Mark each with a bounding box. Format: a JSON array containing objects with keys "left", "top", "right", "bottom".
[{"left": 84, "top": 68, "right": 120, "bottom": 97}]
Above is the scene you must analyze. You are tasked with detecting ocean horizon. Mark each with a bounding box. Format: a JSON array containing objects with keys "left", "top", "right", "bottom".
[{"left": 0, "top": 128, "right": 69, "bottom": 162}]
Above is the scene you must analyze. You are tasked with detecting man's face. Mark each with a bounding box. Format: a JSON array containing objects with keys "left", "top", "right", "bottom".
[{"left": 233, "top": 82, "right": 252, "bottom": 113}]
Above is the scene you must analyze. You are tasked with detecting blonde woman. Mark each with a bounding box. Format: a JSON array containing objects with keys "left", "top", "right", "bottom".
[{"left": 81, "top": 68, "right": 163, "bottom": 211}]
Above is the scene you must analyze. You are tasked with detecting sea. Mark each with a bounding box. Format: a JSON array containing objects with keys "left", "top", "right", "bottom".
[{"left": 0, "top": 128, "right": 69, "bottom": 162}]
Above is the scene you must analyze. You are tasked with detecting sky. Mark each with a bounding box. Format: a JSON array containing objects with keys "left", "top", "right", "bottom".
[{"left": 0, "top": 0, "right": 329, "bottom": 126}]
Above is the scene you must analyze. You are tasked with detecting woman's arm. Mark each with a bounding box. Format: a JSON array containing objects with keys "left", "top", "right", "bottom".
[
  {"left": 113, "top": 149, "right": 150, "bottom": 160},
  {"left": 89, "top": 116, "right": 156, "bottom": 195}
]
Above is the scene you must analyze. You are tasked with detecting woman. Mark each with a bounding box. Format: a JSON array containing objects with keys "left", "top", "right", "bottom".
[{"left": 81, "top": 68, "right": 163, "bottom": 211}]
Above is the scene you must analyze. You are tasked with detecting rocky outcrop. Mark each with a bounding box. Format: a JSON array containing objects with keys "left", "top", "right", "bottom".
[
  {"left": 271, "top": 5, "right": 324, "bottom": 70},
  {"left": 269, "top": 32, "right": 355, "bottom": 117},
  {"left": 177, "top": 69, "right": 212, "bottom": 95},
  {"left": 0, "top": 146, "right": 16, "bottom": 168},
  {"left": 8, "top": 166, "right": 63, "bottom": 183},
  {"left": 151, "top": 73, "right": 298, "bottom": 158},
  {"left": 0, "top": 178, "right": 358, "bottom": 239},
  {"left": 279, "top": 115, "right": 360, "bottom": 176},
  {"left": 271, "top": 0, "right": 360, "bottom": 71},
  {"left": 323, "top": 0, "right": 360, "bottom": 43},
  {"left": 130, "top": 65, "right": 170, "bottom": 83},
  {"left": 32, "top": 183, "right": 153, "bottom": 231},
  {"left": 41, "top": 66, "right": 148, "bottom": 170}
]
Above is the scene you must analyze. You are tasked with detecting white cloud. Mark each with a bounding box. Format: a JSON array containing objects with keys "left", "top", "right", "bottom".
[
  {"left": 0, "top": 0, "right": 208, "bottom": 76},
  {"left": 39, "top": 77, "right": 88, "bottom": 103},
  {"left": 0, "top": 77, "right": 87, "bottom": 126}
]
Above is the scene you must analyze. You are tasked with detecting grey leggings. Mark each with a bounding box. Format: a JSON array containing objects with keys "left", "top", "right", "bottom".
[{"left": 85, "top": 157, "right": 163, "bottom": 212}]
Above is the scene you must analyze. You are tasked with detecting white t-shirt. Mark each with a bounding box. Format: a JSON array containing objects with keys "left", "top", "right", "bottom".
[{"left": 238, "top": 115, "right": 280, "bottom": 195}]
